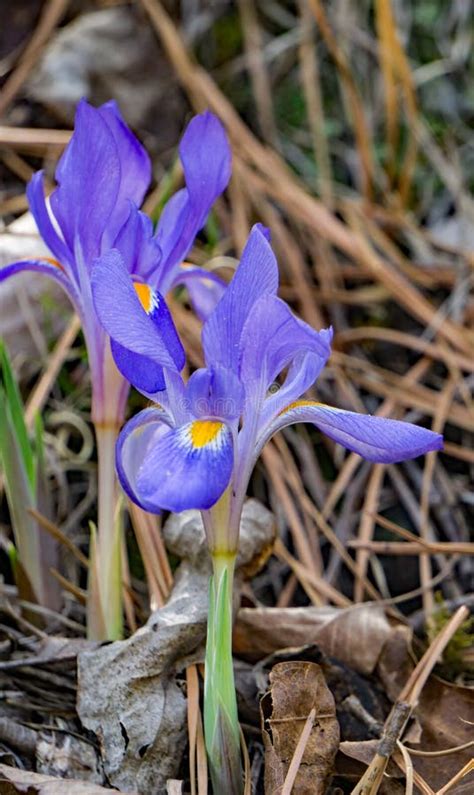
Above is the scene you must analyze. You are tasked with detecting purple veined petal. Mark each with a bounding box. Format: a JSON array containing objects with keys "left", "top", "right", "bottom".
[
  {"left": 116, "top": 406, "right": 175, "bottom": 513},
  {"left": 0, "top": 258, "right": 82, "bottom": 313},
  {"left": 113, "top": 203, "right": 161, "bottom": 277},
  {"left": 168, "top": 264, "right": 226, "bottom": 321},
  {"left": 50, "top": 99, "right": 121, "bottom": 264},
  {"left": 27, "top": 172, "right": 74, "bottom": 274},
  {"left": 91, "top": 249, "right": 185, "bottom": 375},
  {"left": 239, "top": 293, "right": 332, "bottom": 398},
  {"left": 155, "top": 111, "right": 232, "bottom": 283},
  {"left": 178, "top": 111, "right": 231, "bottom": 208},
  {"left": 153, "top": 190, "right": 187, "bottom": 288},
  {"left": 159, "top": 367, "right": 189, "bottom": 426},
  {"left": 186, "top": 365, "right": 244, "bottom": 421},
  {"left": 202, "top": 224, "right": 278, "bottom": 371},
  {"left": 98, "top": 101, "right": 152, "bottom": 247},
  {"left": 258, "top": 400, "right": 443, "bottom": 464},
  {"left": 136, "top": 418, "right": 234, "bottom": 512}
]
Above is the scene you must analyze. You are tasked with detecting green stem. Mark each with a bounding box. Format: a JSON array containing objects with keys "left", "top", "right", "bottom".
[
  {"left": 87, "top": 423, "right": 123, "bottom": 640},
  {"left": 204, "top": 552, "right": 243, "bottom": 795}
]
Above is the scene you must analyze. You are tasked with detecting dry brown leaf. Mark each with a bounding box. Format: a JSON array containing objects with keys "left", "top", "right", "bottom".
[
  {"left": 0, "top": 762, "right": 121, "bottom": 793},
  {"left": 260, "top": 661, "right": 339, "bottom": 794},
  {"left": 235, "top": 604, "right": 392, "bottom": 674},
  {"left": 339, "top": 739, "right": 401, "bottom": 777}
]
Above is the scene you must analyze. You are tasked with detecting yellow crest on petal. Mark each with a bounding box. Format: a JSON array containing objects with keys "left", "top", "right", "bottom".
[
  {"left": 134, "top": 282, "right": 153, "bottom": 313},
  {"left": 190, "top": 420, "right": 223, "bottom": 448},
  {"left": 280, "top": 399, "right": 340, "bottom": 416}
]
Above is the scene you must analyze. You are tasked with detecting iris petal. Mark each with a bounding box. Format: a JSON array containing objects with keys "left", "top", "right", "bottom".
[
  {"left": 116, "top": 407, "right": 175, "bottom": 512},
  {"left": 202, "top": 224, "right": 277, "bottom": 371},
  {"left": 186, "top": 365, "right": 244, "bottom": 421},
  {"left": 136, "top": 419, "right": 233, "bottom": 512},
  {"left": 156, "top": 110, "right": 231, "bottom": 285},
  {"left": 240, "top": 294, "right": 332, "bottom": 389},
  {"left": 259, "top": 400, "right": 443, "bottom": 464},
  {"left": 50, "top": 99, "right": 121, "bottom": 263},
  {"left": 98, "top": 100, "right": 151, "bottom": 246},
  {"left": 0, "top": 258, "right": 81, "bottom": 312},
  {"left": 170, "top": 264, "right": 226, "bottom": 321},
  {"left": 113, "top": 203, "right": 161, "bottom": 277},
  {"left": 27, "top": 172, "right": 73, "bottom": 272},
  {"left": 110, "top": 340, "right": 167, "bottom": 394},
  {"left": 91, "top": 249, "right": 185, "bottom": 381}
]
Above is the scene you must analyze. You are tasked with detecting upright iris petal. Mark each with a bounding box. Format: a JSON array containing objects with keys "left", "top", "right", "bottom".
[
  {"left": 97, "top": 100, "right": 152, "bottom": 247},
  {"left": 50, "top": 100, "right": 123, "bottom": 264},
  {"left": 202, "top": 224, "right": 277, "bottom": 371},
  {"left": 155, "top": 110, "right": 232, "bottom": 290}
]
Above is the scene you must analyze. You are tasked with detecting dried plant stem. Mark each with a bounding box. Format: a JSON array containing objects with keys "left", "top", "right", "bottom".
[
  {"left": 0, "top": 0, "right": 69, "bottom": 119},
  {"left": 351, "top": 605, "right": 469, "bottom": 795},
  {"left": 281, "top": 708, "right": 316, "bottom": 795},
  {"left": 25, "top": 315, "right": 81, "bottom": 430},
  {"left": 237, "top": 0, "right": 277, "bottom": 146},
  {"left": 436, "top": 758, "right": 474, "bottom": 795},
  {"left": 350, "top": 540, "right": 474, "bottom": 555}
]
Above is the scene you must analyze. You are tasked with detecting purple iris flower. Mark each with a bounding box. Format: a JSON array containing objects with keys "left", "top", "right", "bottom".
[
  {"left": 0, "top": 99, "right": 231, "bottom": 425},
  {"left": 92, "top": 223, "right": 443, "bottom": 551}
]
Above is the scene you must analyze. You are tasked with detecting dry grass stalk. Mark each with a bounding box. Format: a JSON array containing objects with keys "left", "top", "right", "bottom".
[
  {"left": 237, "top": 0, "right": 277, "bottom": 146},
  {"left": 25, "top": 315, "right": 81, "bottom": 430},
  {"left": 0, "top": 0, "right": 70, "bottom": 119},
  {"left": 281, "top": 707, "right": 317, "bottom": 795}
]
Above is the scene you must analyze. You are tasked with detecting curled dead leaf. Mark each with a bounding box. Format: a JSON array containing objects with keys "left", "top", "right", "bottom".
[{"left": 260, "top": 661, "right": 339, "bottom": 795}]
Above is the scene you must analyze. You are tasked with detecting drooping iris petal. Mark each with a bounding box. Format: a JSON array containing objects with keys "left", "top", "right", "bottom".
[
  {"left": 137, "top": 419, "right": 233, "bottom": 511},
  {"left": 0, "top": 258, "right": 81, "bottom": 309},
  {"left": 186, "top": 365, "right": 244, "bottom": 421},
  {"left": 27, "top": 172, "right": 73, "bottom": 271},
  {"left": 202, "top": 224, "right": 277, "bottom": 371},
  {"left": 116, "top": 407, "right": 175, "bottom": 512},
  {"left": 113, "top": 203, "right": 161, "bottom": 277},
  {"left": 170, "top": 264, "right": 226, "bottom": 321},
  {"left": 50, "top": 100, "right": 121, "bottom": 263},
  {"left": 98, "top": 101, "right": 151, "bottom": 246},
  {"left": 240, "top": 294, "right": 332, "bottom": 393},
  {"left": 155, "top": 111, "right": 232, "bottom": 284},
  {"left": 91, "top": 249, "right": 185, "bottom": 378},
  {"left": 259, "top": 400, "right": 443, "bottom": 463}
]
